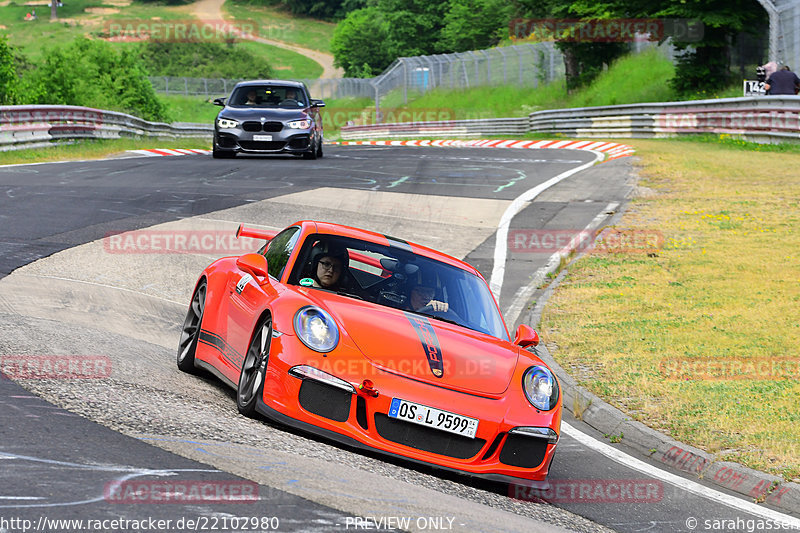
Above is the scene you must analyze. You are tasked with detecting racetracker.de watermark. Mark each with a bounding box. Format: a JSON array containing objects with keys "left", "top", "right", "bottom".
[
  {"left": 510, "top": 479, "right": 664, "bottom": 503},
  {"left": 324, "top": 108, "right": 456, "bottom": 129},
  {"left": 508, "top": 228, "right": 663, "bottom": 254},
  {"left": 510, "top": 18, "right": 703, "bottom": 42},
  {"left": 103, "top": 19, "right": 258, "bottom": 42},
  {"left": 104, "top": 480, "right": 259, "bottom": 504},
  {"left": 660, "top": 357, "right": 800, "bottom": 381},
  {"left": 103, "top": 230, "right": 261, "bottom": 255},
  {"left": 0, "top": 356, "right": 111, "bottom": 380}
]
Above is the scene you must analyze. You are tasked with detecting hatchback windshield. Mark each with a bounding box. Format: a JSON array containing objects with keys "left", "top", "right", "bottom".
[
  {"left": 288, "top": 234, "right": 509, "bottom": 341},
  {"left": 229, "top": 85, "right": 307, "bottom": 108}
]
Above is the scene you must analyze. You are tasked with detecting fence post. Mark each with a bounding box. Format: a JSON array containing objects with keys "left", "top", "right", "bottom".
[{"left": 498, "top": 47, "right": 508, "bottom": 84}]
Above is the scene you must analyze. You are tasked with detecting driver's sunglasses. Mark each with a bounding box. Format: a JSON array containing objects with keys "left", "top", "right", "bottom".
[{"left": 318, "top": 260, "right": 342, "bottom": 272}]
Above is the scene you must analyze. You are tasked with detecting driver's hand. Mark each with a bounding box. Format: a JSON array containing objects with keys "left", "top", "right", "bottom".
[{"left": 429, "top": 300, "right": 449, "bottom": 312}]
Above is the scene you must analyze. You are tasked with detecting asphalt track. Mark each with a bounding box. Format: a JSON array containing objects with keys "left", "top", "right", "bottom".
[{"left": 0, "top": 146, "right": 797, "bottom": 533}]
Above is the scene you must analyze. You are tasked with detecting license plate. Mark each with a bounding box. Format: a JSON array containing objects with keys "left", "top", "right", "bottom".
[
  {"left": 253, "top": 134, "right": 272, "bottom": 141},
  {"left": 388, "top": 398, "right": 478, "bottom": 438}
]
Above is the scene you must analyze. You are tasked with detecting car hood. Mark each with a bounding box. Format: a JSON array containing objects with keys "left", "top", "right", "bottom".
[
  {"left": 308, "top": 293, "right": 519, "bottom": 395},
  {"left": 219, "top": 107, "right": 309, "bottom": 121}
]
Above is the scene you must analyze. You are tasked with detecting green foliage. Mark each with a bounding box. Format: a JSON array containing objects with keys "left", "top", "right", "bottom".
[
  {"left": 139, "top": 41, "right": 273, "bottom": 79},
  {"left": 377, "top": 0, "right": 449, "bottom": 57},
  {"left": 21, "top": 38, "right": 168, "bottom": 121},
  {"left": 440, "top": 0, "right": 513, "bottom": 53},
  {"left": 0, "top": 36, "right": 20, "bottom": 105},
  {"left": 272, "top": 0, "right": 366, "bottom": 20},
  {"left": 331, "top": 7, "right": 393, "bottom": 77}
]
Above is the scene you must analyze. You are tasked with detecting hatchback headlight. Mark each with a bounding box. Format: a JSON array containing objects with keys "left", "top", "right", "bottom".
[
  {"left": 294, "top": 306, "right": 339, "bottom": 352},
  {"left": 217, "top": 117, "right": 238, "bottom": 129},
  {"left": 522, "top": 366, "right": 559, "bottom": 411},
  {"left": 287, "top": 119, "right": 312, "bottom": 129}
]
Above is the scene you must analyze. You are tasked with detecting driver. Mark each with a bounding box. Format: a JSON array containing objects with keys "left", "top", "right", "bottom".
[{"left": 407, "top": 274, "right": 448, "bottom": 312}]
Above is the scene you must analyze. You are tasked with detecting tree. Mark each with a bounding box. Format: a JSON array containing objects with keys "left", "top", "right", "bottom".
[
  {"left": 377, "top": 0, "right": 450, "bottom": 57},
  {"left": 440, "top": 0, "right": 513, "bottom": 53},
  {"left": 0, "top": 36, "right": 19, "bottom": 105},
  {"left": 23, "top": 38, "right": 168, "bottom": 121},
  {"left": 331, "top": 7, "right": 394, "bottom": 77}
]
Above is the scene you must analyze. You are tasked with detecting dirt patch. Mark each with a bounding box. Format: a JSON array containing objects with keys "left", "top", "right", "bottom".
[{"left": 85, "top": 7, "right": 119, "bottom": 14}]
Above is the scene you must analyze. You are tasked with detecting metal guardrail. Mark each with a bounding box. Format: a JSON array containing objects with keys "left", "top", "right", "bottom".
[
  {"left": 341, "top": 96, "right": 800, "bottom": 144},
  {"left": 0, "top": 105, "right": 212, "bottom": 152},
  {"left": 338, "top": 118, "right": 529, "bottom": 140}
]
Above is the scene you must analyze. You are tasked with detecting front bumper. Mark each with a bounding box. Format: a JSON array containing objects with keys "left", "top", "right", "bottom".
[
  {"left": 258, "top": 332, "right": 561, "bottom": 482},
  {"left": 215, "top": 128, "right": 315, "bottom": 154}
]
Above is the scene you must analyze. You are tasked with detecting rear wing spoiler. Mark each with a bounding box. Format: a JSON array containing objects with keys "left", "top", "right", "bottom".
[{"left": 236, "top": 224, "right": 279, "bottom": 242}]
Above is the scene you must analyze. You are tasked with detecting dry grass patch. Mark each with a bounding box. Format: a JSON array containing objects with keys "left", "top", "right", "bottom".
[{"left": 541, "top": 139, "right": 800, "bottom": 480}]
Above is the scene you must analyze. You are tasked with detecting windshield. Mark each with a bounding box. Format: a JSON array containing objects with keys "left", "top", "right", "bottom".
[
  {"left": 229, "top": 85, "right": 307, "bottom": 108},
  {"left": 289, "top": 234, "right": 509, "bottom": 341}
]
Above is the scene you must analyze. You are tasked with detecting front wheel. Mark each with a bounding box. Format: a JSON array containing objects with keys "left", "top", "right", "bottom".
[{"left": 237, "top": 315, "right": 272, "bottom": 417}]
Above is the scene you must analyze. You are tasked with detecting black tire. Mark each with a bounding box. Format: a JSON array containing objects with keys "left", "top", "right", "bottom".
[
  {"left": 316, "top": 138, "right": 323, "bottom": 158},
  {"left": 212, "top": 145, "right": 236, "bottom": 158},
  {"left": 302, "top": 138, "right": 318, "bottom": 160},
  {"left": 177, "top": 280, "right": 206, "bottom": 373},
  {"left": 237, "top": 314, "right": 272, "bottom": 417}
]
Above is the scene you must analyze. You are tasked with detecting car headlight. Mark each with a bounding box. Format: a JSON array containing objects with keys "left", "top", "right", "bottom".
[
  {"left": 522, "top": 366, "right": 559, "bottom": 411},
  {"left": 287, "top": 119, "right": 312, "bottom": 129},
  {"left": 294, "top": 306, "right": 339, "bottom": 352},
  {"left": 217, "top": 117, "right": 238, "bottom": 129}
]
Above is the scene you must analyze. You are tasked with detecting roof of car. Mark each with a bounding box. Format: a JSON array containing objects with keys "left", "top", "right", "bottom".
[
  {"left": 299, "top": 220, "right": 482, "bottom": 278},
  {"left": 233, "top": 80, "right": 306, "bottom": 89}
]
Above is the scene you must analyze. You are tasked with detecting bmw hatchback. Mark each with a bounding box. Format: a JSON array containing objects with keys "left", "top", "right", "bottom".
[{"left": 212, "top": 80, "right": 325, "bottom": 159}]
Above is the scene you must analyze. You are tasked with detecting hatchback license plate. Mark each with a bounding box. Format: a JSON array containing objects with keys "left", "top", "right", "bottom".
[
  {"left": 253, "top": 134, "right": 273, "bottom": 141},
  {"left": 388, "top": 398, "right": 478, "bottom": 438}
]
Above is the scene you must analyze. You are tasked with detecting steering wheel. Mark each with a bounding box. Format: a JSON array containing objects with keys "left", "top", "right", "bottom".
[{"left": 417, "top": 303, "right": 462, "bottom": 323}]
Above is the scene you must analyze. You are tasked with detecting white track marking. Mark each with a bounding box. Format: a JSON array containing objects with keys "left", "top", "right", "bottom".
[
  {"left": 489, "top": 151, "right": 604, "bottom": 298},
  {"left": 562, "top": 422, "right": 800, "bottom": 527}
]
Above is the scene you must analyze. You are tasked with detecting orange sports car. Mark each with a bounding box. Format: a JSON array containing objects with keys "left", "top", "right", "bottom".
[{"left": 177, "top": 221, "right": 561, "bottom": 482}]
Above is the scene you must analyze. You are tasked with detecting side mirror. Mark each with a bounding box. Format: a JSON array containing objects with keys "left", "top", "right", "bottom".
[
  {"left": 514, "top": 324, "right": 539, "bottom": 348},
  {"left": 311, "top": 99, "right": 326, "bottom": 108},
  {"left": 236, "top": 253, "right": 269, "bottom": 280},
  {"left": 213, "top": 97, "right": 226, "bottom": 106}
]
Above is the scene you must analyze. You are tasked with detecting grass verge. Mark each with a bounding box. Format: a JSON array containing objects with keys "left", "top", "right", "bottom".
[
  {"left": 0, "top": 137, "right": 211, "bottom": 166},
  {"left": 540, "top": 138, "right": 800, "bottom": 481}
]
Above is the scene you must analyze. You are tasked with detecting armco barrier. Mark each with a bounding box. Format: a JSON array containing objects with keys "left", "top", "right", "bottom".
[
  {"left": 341, "top": 96, "right": 800, "bottom": 144},
  {"left": 0, "top": 105, "right": 212, "bottom": 152}
]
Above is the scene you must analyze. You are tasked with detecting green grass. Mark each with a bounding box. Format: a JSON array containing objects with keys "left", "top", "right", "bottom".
[
  {"left": 0, "top": 137, "right": 211, "bottom": 166},
  {"left": 1, "top": 0, "right": 325, "bottom": 78},
  {"left": 224, "top": 0, "right": 336, "bottom": 53},
  {"left": 159, "top": 94, "right": 221, "bottom": 123},
  {"left": 541, "top": 138, "right": 800, "bottom": 479},
  {"left": 236, "top": 39, "right": 322, "bottom": 79},
  {"left": 372, "top": 48, "right": 735, "bottom": 121}
]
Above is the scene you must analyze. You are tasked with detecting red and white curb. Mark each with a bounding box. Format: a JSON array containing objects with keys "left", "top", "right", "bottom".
[
  {"left": 331, "top": 139, "right": 635, "bottom": 161},
  {"left": 127, "top": 148, "right": 211, "bottom": 157}
]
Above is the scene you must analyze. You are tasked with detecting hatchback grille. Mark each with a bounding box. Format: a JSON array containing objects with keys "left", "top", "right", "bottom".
[{"left": 242, "top": 121, "right": 283, "bottom": 132}]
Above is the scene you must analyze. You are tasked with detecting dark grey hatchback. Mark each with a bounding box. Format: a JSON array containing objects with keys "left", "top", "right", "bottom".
[{"left": 212, "top": 80, "right": 325, "bottom": 159}]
